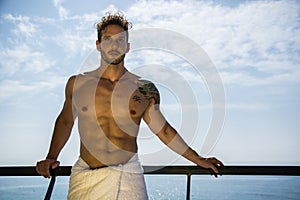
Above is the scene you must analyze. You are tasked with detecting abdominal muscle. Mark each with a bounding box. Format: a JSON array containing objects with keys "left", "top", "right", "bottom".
[{"left": 78, "top": 118, "right": 138, "bottom": 169}]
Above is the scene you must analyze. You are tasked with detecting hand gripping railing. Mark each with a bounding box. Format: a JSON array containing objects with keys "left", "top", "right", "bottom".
[{"left": 1, "top": 166, "right": 300, "bottom": 200}]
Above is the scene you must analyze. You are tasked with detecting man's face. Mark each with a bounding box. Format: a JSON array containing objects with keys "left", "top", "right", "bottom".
[{"left": 99, "top": 24, "right": 129, "bottom": 65}]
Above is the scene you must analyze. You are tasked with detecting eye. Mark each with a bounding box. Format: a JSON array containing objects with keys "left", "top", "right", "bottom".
[
  {"left": 117, "top": 37, "right": 125, "bottom": 43},
  {"left": 102, "top": 36, "right": 112, "bottom": 43}
]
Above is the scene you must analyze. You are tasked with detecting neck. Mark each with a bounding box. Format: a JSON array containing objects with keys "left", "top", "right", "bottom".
[{"left": 98, "top": 60, "right": 126, "bottom": 82}]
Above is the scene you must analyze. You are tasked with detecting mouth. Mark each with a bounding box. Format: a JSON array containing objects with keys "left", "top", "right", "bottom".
[{"left": 108, "top": 51, "right": 121, "bottom": 56}]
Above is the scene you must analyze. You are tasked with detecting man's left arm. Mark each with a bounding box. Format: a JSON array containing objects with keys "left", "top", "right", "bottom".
[{"left": 142, "top": 83, "right": 223, "bottom": 176}]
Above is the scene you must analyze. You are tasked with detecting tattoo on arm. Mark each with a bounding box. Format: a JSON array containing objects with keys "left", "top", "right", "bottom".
[{"left": 137, "top": 80, "right": 160, "bottom": 109}]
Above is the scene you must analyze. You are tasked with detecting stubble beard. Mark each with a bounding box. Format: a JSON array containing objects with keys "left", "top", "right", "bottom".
[{"left": 101, "top": 51, "right": 126, "bottom": 65}]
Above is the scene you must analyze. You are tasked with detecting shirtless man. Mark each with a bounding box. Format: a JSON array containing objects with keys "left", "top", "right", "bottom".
[{"left": 36, "top": 12, "right": 223, "bottom": 199}]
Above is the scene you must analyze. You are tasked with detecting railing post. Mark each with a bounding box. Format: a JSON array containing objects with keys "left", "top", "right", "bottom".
[
  {"left": 186, "top": 173, "right": 191, "bottom": 200},
  {"left": 44, "top": 168, "right": 57, "bottom": 200}
]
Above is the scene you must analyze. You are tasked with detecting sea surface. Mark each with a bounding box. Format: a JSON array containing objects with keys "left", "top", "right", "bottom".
[{"left": 0, "top": 175, "right": 299, "bottom": 199}]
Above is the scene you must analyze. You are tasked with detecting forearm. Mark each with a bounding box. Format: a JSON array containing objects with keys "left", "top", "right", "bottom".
[
  {"left": 157, "top": 125, "right": 202, "bottom": 164},
  {"left": 46, "top": 116, "right": 73, "bottom": 160},
  {"left": 146, "top": 104, "right": 223, "bottom": 175}
]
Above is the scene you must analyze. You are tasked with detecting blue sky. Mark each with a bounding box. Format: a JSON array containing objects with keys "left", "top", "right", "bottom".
[{"left": 0, "top": 0, "right": 299, "bottom": 166}]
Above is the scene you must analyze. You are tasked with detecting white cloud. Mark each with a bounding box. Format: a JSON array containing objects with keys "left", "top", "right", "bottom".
[
  {"left": 53, "top": 0, "right": 70, "bottom": 19},
  {"left": 1, "top": 0, "right": 299, "bottom": 101},
  {"left": 0, "top": 80, "right": 40, "bottom": 100},
  {"left": 52, "top": 30, "right": 95, "bottom": 57},
  {"left": 126, "top": 0, "right": 300, "bottom": 86},
  {"left": 3, "top": 14, "right": 37, "bottom": 37},
  {"left": 0, "top": 44, "right": 55, "bottom": 76},
  {"left": 0, "top": 75, "right": 66, "bottom": 101}
]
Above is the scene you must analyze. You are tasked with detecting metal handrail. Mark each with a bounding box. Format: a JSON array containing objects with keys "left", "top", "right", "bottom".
[
  {"left": 2, "top": 165, "right": 300, "bottom": 176},
  {"left": 1, "top": 166, "right": 300, "bottom": 200}
]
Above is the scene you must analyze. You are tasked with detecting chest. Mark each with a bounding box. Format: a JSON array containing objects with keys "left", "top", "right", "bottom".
[{"left": 74, "top": 79, "right": 149, "bottom": 120}]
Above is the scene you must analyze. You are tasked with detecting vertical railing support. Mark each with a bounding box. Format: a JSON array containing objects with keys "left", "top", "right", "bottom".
[
  {"left": 44, "top": 168, "right": 57, "bottom": 200},
  {"left": 186, "top": 173, "right": 191, "bottom": 200}
]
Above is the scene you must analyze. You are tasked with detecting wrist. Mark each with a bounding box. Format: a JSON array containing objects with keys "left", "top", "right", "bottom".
[
  {"left": 46, "top": 155, "right": 58, "bottom": 161},
  {"left": 183, "top": 148, "right": 200, "bottom": 163}
]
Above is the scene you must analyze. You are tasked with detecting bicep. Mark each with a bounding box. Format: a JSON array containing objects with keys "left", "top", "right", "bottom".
[
  {"left": 139, "top": 80, "right": 169, "bottom": 134},
  {"left": 143, "top": 101, "right": 167, "bottom": 134},
  {"left": 58, "top": 76, "right": 77, "bottom": 125}
]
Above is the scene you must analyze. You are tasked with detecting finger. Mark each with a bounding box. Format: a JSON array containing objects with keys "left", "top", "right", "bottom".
[
  {"left": 36, "top": 162, "right": 45, "bottom": 177},
  {"left": 211, "top": 157, "right": 224, "bottom": 167},
  {"left": 45, "top": 169, "right": 51, "bottom": 178},
  {"left": 210, "top": 164, "right": 220, "bottom": 178},
  {"left": 215, "top": 159, "right": 224, "bottom": 166},
  {"left": 38, "top": 161, "right": 51, "bottom": 178},
  {"left": 42, "top": 164, "right": 51, "bottom": 178},
  {"left": 51, "top": 161, "right": 60, "bottom": 169},
  {"left": 214, "top": 160, "right": 224, "bottom": 167},
  {"left": 213, "top": 163, "right": 223, "bottom": 176},
  {"left": 36, "top": 162, "right": 40, "bottom": 174}
]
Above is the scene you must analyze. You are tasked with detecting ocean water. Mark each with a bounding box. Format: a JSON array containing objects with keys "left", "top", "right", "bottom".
[{"left": 0, "top": 175, "right": 299, "bottom": 199}]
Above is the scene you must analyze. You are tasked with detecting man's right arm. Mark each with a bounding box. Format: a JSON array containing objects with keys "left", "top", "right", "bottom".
[{"left": 36, "top": 76, "right": 77, "bottom": 178}]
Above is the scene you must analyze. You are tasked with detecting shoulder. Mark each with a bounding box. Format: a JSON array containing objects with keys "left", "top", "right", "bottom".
[
  {"left": 137, "top": 79, "right": 157, "bottom": 92},
  {"left": 66, "top": 75, "right": 77, "bottom": 88},
  {"left": 65, "top": 74, "right": 91, "bottom": 95},
  {"left": 68, "top": 75, "right": 77, "bottom": 83},
  {"left": 136, "top": 79, "right": 160, "bottom": 105},
  {"left": 64, "top": 75, "right": 77, "bottom": 97},
  {"left": 67, "top": 72, "right": 94, "bottom": 88}
]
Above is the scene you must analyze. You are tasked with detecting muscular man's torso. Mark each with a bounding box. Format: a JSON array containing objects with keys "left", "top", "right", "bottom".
[{"left": 72, "top": 71, "right": 152, "bottom": 168}]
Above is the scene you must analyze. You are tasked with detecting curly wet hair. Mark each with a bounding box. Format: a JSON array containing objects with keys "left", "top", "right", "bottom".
[{"left": 96, "top": 11, "right": 132, "bottom": 42}]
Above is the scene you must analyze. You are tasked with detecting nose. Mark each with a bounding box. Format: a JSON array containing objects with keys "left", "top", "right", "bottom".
[{"left": 111, "top": 40, "right": 119, "bottom": 50}]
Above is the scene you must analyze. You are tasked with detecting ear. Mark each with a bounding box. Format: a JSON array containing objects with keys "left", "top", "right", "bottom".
[
  {"left": 96, "top": 40, "right": 101, "bottom": 51},
  {"left": 126, "top": 42, "right": 130, "bottom": 53}
]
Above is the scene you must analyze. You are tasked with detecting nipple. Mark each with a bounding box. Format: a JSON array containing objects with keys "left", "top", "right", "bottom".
[{"left": 130, "top": 110, "right": 136, "bottom": 115}]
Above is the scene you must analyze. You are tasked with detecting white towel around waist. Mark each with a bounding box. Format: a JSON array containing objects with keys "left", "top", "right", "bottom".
[{"left": 68, "top": 154, "right": 148, "bottom": 200}]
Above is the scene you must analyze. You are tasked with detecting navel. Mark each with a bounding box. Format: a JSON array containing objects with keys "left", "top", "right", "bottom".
[{"left": 82, "top": 106, "right": 88, "bottom": 112}]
